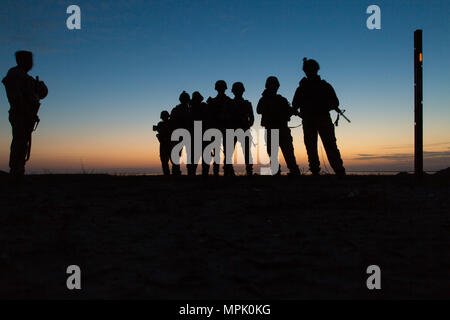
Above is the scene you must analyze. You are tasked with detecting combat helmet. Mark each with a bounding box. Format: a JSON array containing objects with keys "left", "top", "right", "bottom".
[{"left": 302, "top": 57, "right": 320, "bottom": 74}]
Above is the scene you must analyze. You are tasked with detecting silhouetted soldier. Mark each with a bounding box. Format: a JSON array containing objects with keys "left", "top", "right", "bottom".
[
  {"left": 153, "top": 110, "right": 173, "bottom": 176},
  {"left": 188, "top": 91, "right": 207, "bottom": 176},
  {"left": 2, "top": 51, "right": 47, "bottom": 179},
  {"left": 257, "top": 76, "right": 300, "bottom": 176},
  {"left": 206, "top": 80, "right": 233, "bottom": 176},
  {"left": 292, "top": 58, "right": 346, "bottom": 176},
  {"left": 170, "top": 91, "right": 191, "bottom": 175},
  {"left": 230, "top": 82, "right": 254, "bottom": 176}
]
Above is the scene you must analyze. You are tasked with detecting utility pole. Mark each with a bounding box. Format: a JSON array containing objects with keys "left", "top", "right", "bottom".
[{"left": 414, "top": 29, "right": 423, "bottom": 177}]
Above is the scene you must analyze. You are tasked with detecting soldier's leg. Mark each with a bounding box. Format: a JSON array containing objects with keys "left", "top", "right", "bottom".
[
  {"left": 192, "top": 131, "right": 203, "bottom": 176},
  {"left": 9, "top": 118, "right": 27, "bottom": 177},
  {"left": 279, "top": 128, "right": 300, "bottom": 175},
  {"left": 187, "top": 132, "right": 197, "bottom": 176},
  {"left": 265, "top": 129, "right": 280, "bottom": 175},
  {"left": 170, "top": 140, "right": 182, "bottom": 175},
  {"left": 160, "top": 144, "right": 171, "bottom": 176},
  {"left": 212, "top": 144, "right": 220, "bottom": 176},
  {"left": 318, "top": 117, "right": 345, "bottom": 175},
  {"left": 302, "top": 119, "right": 320, "bottom": 174},
  {"left": 189, "top": 164, "right": 198, "bottom": 176},
  {"left": 223, "top": 130, "right": 235, "bottom": 176},
  {"left": 244, "top": 135, "right": 253, "bottom": 176},
  {"left": 212, "top": 133, "right": 222, "bottom": 176},
  {"left": 201, "top": 139, "right": 210, "bottom": 176},
  {"left": 172, "top": 164, "right": 181, "bottom": 175}
]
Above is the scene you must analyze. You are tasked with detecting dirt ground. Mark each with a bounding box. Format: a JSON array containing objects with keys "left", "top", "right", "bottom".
[{"left": 0, "top": 173, "right": 449, "bottom": 299}]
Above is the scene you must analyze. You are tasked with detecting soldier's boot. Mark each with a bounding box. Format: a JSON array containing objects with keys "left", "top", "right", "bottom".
[
  {"left": 328, "top": 155, "right": 345, "bottom": 176},
  {"left": 9, "top": 131, "right": 27, "bottom": 179},
  {"left": 201, "top": 164, "right": 210, "bottom": 177},
  {"left": 187, "top": 164, "right": 197, "bottom": 176},
  {"left": 228, "top": 165, "right": 235, "bottom": 176},
  {"left": 287, "top": 165, "right": 300, "bottom": 176},
  {"left": 311, "top": 170, "right": 321, "bottom": 176},
  {"left": 172, "top": 164, "right": 181, "bottom": 176},
  {"left": 162, "top": 164, "right": 170, "bottom": 176},
  {"left": 309, "top": 164, "right": 321, "bottom": 176},
  {"left": 223, "top": 164, "right": 235, "bottom": 177},
  {"left": 323, "top": 147, "right": 345, "bottom": 176},
  {"left": 193, "top": 164, "right": 199, "bottom": 176},
  {"left": 161, "top": 154, "right": 170, "bottom": 176},
  {"left": 213, "top": 163, "right": 220, "bottom": 176},
  {"left": 280, "top": 135, "right": 299, "bottom": 176},
  {"left": 318, "top": 118, "right": 346, "bottom": 176},
  {"left": 9, "top": 167, "right": 25, "bottom": 184},
  {"left": 246, "top": 164, "right": 253, "bottom": 176}
]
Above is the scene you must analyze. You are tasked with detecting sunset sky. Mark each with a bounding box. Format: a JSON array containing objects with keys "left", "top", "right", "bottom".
[{"left": 1, "top": 0, "right": 449, "bottom": 174}]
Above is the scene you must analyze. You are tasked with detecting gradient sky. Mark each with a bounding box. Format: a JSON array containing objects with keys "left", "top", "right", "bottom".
[{"left": 1, "top": 0, "right": 449, "bottom": 173}]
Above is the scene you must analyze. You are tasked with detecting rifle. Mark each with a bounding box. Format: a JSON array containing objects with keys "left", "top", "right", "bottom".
[
  {"left": 25, "top": 76, "right": 44, "bottom": 162},
  {"left": 334, "top": 108, "right": 351, "bottom": 126},
  {"left": 25, "top": 110, "right": 40, "bottom": 162}
]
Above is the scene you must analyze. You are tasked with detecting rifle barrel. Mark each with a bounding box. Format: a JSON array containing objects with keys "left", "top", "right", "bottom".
[{"left": 340, "top": 113, "right": 351, "bottom": 123}]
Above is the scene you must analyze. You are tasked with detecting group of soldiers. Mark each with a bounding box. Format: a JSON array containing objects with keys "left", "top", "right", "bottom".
[
  {"left": 154, "top": 80, "right": 255, "bottom": 177},
  {"left": 154, "top": 58, "right": 346, "bottom": 177},
  {"left": 2, "top": 51, "right": 345, "bottom": 179}
]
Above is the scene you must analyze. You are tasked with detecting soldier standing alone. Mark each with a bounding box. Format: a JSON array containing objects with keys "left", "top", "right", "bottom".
[{"left": 2, "top": 51, "right": 47, "bottom": 179}]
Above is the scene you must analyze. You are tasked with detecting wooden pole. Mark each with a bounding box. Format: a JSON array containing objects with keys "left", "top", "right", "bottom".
[{"left": 414, "top": 30, "right": 423, "bottom": 177}]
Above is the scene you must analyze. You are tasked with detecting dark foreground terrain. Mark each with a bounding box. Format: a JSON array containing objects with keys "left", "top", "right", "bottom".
[{"left": 0, "top": 172, "right": 449, "bottom": 299}]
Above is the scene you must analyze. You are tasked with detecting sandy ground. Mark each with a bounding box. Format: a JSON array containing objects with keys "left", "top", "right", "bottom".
[{"left": 0, "top": 172, "right": 449, "bottom": 299}]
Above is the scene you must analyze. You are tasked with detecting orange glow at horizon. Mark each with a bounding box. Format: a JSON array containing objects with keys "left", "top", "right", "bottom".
[
  {"left": 0, "top": 133, "right": 447, "bottom": 173},
  {"left": 1, "top": 116, "right": 449, "bottom": 173}
]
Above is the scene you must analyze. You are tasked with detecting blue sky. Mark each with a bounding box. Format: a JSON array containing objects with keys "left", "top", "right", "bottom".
[{"left": 0, "top": 0, "right": 449, "bottom": 173}]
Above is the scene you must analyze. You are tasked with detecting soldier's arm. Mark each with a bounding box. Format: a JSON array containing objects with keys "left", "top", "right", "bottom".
[
  {"left": 326, "top": 82, "right": 340, "bottom": 111},
  {"left": 169, "top": 108, "right": 179, "bottom": 129},
  {"left": 282, "top": 97, "right": 295, "bottom": 119},
  {"left": 23, "top": 76, "right": 39, "bottom": 116},
  {"left": 256, "top": 98, "right": 264, "bottom": 115},
  {"left": 292, "top": 86, "right": 302, "bottom": 111},
  {"left": 169, "top": 107, "right": 177, "bottom": 119}
]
